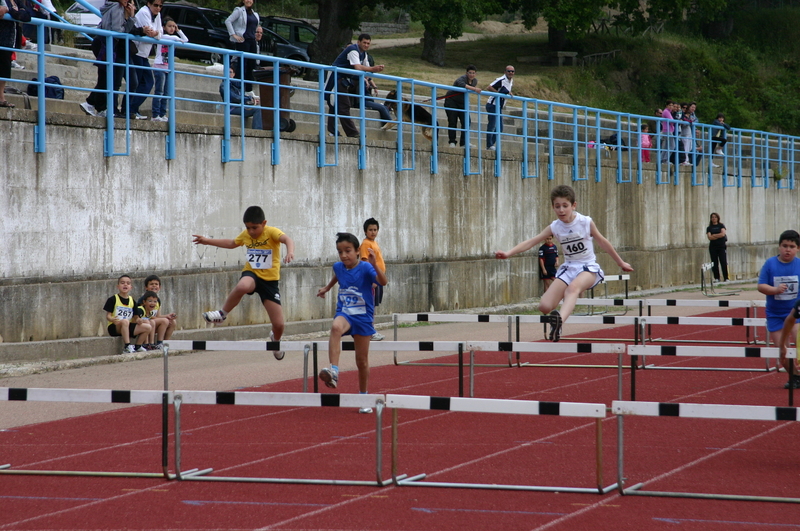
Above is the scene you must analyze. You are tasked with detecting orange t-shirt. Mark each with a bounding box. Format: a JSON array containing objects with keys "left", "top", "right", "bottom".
[{"left": 359, "top": 239, "right": 385, "bottom": 272}]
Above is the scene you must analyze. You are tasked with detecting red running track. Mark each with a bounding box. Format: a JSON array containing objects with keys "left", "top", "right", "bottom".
[{"left": 1, "top": 307, "right": 799, "bottom": 530}]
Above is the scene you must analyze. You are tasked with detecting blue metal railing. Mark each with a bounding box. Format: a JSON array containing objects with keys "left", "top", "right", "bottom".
[{"left": 1, "top": 14, "right": 797, "bottom": 188}]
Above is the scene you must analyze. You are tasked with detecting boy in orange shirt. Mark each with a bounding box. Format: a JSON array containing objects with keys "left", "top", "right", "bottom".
[{"left": 359, "top": 217, "right": 386, "bottom": 340}]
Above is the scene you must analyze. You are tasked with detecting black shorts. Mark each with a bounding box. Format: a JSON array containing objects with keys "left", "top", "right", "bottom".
[
  {"left": 108, "top": 322, "right": 137, "bottom": 338},
  {"left": 242, "top": 271, "right": 281, "bottom": 305},
  {"left": 540, "top": 265, "right": 557, "bottom": 280}
]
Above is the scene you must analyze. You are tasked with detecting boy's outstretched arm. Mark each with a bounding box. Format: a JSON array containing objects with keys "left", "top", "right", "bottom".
[
  {"left": 192, "top": 235, "right": 238, "bottom": 249},
  {"left": 280, "top": 234, "right": 295, "bottom": 264},
  {"left": 317, "top": 275, "right": 338, "bottom": 298},
  {"left": 367, "top": 248, "right": 388, "bottom": 286},
  {"left": 495, "top": 227, "right": 553, "bottom": 259},
  {"left": 590, "top": 221, "right": 634, "bottom": 271}
]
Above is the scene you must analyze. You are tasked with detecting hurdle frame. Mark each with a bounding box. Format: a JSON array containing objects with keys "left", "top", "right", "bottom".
[
  {"left": 387, "top": 394, "right": 617, "bottom": 494},
  {"left": 700, "top": 262, "right": 741, "bottom": 298},
  {"left": 170, "top": 390, "right": 400, "bottom": 487},
  {"left": 0, "top": 384, "right": 187, "bottom": 480},
  {"left": 613, "top": 400, "right": 800, "bottom": 503}
]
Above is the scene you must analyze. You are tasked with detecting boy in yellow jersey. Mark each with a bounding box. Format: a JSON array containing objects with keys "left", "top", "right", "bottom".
[
  {"left": 359, "top": 217, "right": 386, "bottom": 340},
  {"left": 192, "top": 206, "right": 295, "bottom": 360},
  {"left": 103, "top": 274, "right": 152, "bottom": 354}
]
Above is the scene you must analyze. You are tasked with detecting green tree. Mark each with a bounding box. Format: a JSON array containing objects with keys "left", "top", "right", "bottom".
[
  {"left": 387, "top": 0, "right": 503, "bottom": 66},
  {"left": 305, "top": 0, "right": 378, "bottom": 68},
  {"left": 513, "top": 0, "right": 606, "bottom": 49}
]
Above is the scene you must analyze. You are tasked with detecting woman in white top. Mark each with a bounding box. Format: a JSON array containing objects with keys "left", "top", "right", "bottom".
[{"left": 225, "top": 0, "right": 259, "bottom": 94}]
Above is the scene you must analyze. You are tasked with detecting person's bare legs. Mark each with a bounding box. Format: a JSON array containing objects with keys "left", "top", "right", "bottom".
[
  {"left": 327, "top": 315, "right": 351, "bottom": 368},
  {"left": 220, "top": 276, "right": 257, "bottom": 314},
  {"left": 353, "top": 334, "right": 371, "bottom": 393},
  {"left": 771, "top": 326, "right": 799, "bottom": 373},
  {"left": 133, "top": 322, "right": 152, "bottom": 346},
  {"left": 539, "top": 280, "right": 568, "bottom": 315},
  {"left": 116, "top": 320, "right": 131, "bottom": 343},
  {"left": 559, "top": 271, "right": 599, "bottom": 321},
  {"left": 262, "top": 299, "right": 284, "bottom": 340}
]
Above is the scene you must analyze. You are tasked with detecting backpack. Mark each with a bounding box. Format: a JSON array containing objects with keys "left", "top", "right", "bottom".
[{"left": 27, "top": 76, "right": 64, "bottom": 99}]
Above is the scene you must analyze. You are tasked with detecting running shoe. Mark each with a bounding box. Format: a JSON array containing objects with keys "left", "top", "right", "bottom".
[
  {"left": 359, "top": 407, "right": 373, "bottom": 414},
  {"left": 122, "top": 344, "right": 136, "bottom": 354},
  {"left": 79, "top": 101, "right": 97, "bottom": 116},
  {"left": 371, "top": 332, "right": 384, "bottom": 341},
  {"left": 549, "top": 310, "right": 562, "bottom": 342},
  {"left": 202, "top": 310, "right": 226, "bottom": 324},
  {"left": 783, "top": 375, "right": 800, "bottom": 389},
  {"left": 319, "top": 368, "right": 338, "bottom": 389},
  {"left": 270, "top": 331, "right": 285, "bottom": 360},
  {"left": 135, "top": 345, "right": 147, "bottom": 352}
]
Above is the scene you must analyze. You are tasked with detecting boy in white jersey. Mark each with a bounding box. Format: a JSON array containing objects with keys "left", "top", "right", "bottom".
[
  {"left": 193, "top": 206, "right": 295, "bottom": 360},
  {"left": 495, "top": 185, "right": 633, "bottom": 341}
]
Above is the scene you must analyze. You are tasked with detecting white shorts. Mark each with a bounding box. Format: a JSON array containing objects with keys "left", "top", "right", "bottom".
[{"left": 554, "top": 262, "right": 604, "bottom": 289}]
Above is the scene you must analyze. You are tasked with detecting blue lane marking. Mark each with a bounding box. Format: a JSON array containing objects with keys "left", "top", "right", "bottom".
[
  {"left": 182, "top": 500, "right": 331, "bottom": 507},
  {"left": 412, "top": 507, "right": 565, "bottom": 516},
  {"left": 654, "top": 517, "right": 800, "bottom": 527},
  {"left": 0, "top": 495, "right": 103, "bottom": 501}
]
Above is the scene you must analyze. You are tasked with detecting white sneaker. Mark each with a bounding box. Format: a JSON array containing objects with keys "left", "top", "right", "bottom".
[
  {"left": 448, "top": 142, "right": 457, "bottom": 147},
  {"left": 158, "top": 116, "right": 169, "bottom": 122},
  {"left": 245, "top": 91, "right": 255, "bottom": 98},
  {"left": 80, "top": 101, "right": 97, "bottom": 117},
  {"left": 134, "top": 113, "right": 148, "bottom": 120},
  {"left": 714, "top": 147, "right": 723, "bottom": 155},
  {"left": 270, "top": 331, "right": 285, "bottom": 361},
  {"left": 202, "top": 310, "right": 226, "bottom": 324},
  {"left": 488, "top": 145, "right": 496, "bottom": 151},
  {"left": 680, "top": 161, "right": 692, "bottom": 166},
  {"left": 97, "top": 110, "right": 107, "bottom": 118},
  {"left": 122, "top": 344, "right": 136, "bottom": 354},
  {"left": 371, "top": 332, "right": 384, "bottom": 341},
  {"left": 11, "top": 60, "right": 24, "bottom": 70},
  {"left": 711, "top": 162, "right": 720, "bottom": 168},
  {"left": 358, "top": 407, "right": 373, "bottom": 414},
  {"left": 135, "top": 345, "right": 147, "bottom": 352}
]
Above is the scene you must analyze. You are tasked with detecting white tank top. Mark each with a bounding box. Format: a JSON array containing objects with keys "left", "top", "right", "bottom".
[{"left": 550, "top": 212, "right": 596, "bottom": 265}]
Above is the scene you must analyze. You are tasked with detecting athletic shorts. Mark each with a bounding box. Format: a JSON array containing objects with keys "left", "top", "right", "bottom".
[
  {"left": 108, "top": 322, "right": 137, "bottom": 338},
  {"left": 554, "top": 262, "right": 604, "bottom": 289},
  {"left": 242, "top": 271, "right": 281, "bottom": 305},
  {"left": 335, "top": 312, "right": 376, "bottom": 338},
  {"left": 767, "top": 314, "right": 790, "bottom": 333},
  {"left": 540, "top": 265, "right": 557, "bottom": 280}
]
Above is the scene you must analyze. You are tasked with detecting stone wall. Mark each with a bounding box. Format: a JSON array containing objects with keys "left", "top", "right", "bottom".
[{"left": 0, "top": 113, "right": 790, "bottom": 355}]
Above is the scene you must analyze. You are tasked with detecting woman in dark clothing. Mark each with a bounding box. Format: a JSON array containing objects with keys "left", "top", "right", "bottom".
[{"left": 706, "top": 212, "right": 729, "bottom": 282}]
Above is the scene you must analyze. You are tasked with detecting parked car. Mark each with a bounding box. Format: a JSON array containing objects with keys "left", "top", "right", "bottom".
[
  {"left": 259, "top": 27, "right": 310, "bottom": 73},
  {"left": 260, "top": 16, "right": 317, "bottom": 51}
]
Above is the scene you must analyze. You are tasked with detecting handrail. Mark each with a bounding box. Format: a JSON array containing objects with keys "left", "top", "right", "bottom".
[{"left": 0, "top": 14, "right": 797, "bottom": 187}]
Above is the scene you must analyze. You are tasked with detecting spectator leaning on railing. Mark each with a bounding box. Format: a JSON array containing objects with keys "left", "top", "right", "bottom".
[{"left": 485, "top": 65, "right": 514, "bottom": 151}]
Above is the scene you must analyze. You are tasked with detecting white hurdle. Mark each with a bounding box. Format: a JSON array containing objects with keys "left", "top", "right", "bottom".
[
  {"left": 626, "top": 345, "right": 796, "bottom": 402},
  {"left": 170, "top": 390, "right": 390, "bottom": 486},
  {"left": 386, "top": 394, "right": 615, "bottom": 494},
  {"left": 612, "top": 400, "right": 800, "bottom": 503},
  {"left": 0, "top": 387, "right": 177, "bottom": 480}
]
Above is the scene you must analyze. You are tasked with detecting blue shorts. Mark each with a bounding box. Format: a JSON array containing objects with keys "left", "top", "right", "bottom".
[
  {"left": 767, "top": 314, "right": 789, "bottom": 333},
  {"left": 335, "top": 312, "right": 376, "bottom": 337}
]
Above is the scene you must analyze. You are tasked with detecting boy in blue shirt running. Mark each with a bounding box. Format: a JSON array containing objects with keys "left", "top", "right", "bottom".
[{"left": 317, "top": 232, "right": 388, "bottom": 413}]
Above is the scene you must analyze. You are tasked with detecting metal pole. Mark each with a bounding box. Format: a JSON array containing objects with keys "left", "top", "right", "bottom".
[
  {"left": 458, "top": 343, "right": 463, "bottom": 398},
  {"left": 174, "top": 394, "right": 183, "bottom": 480},
  {"left": 391, "top": 407, "right": 399, "bottom": 485},
  {"left": 617, "top": 413, "right": 625, "bottom": 494},
  {"left": 375, "top": 400, "right": 384, "bottom": 486},
  {"left": 595, "top": 418, "right": 603, "bottom": 494},
  {"left": 470, "top": 349, "right": 475, "bottom": 398},
  {"left": 303, "top": 344, "right": 310, "bottom": 393},
  {"left": 313, "top": 343, "right": 319, "bottom": 393}
]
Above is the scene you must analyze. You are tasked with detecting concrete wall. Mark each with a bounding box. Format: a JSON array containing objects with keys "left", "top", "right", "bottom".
[{"left": 0, "top": 112, "right": 790, "bottom": 360}]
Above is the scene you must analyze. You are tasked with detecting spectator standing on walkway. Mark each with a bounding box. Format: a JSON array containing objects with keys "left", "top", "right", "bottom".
[
  {"left": 225, "top": 0, "right": 259, "bottom": 95},
  {"left": 80, "top": 0, "right": 136, "bottom": 117},
  {"left": 151, "top": 16, "right": 187, "bottom": 122},
  {"left": 324, "top": 34, "right": 384, "bottom": 138},
  {"left": 444, "top": 65, "right": 481, "bottom": 147},
  {"left": 125, "top": 0, "right": 162, "bottom": 120},
  {"left": 711, "top": 113, "right": 732, "bottom": 155},
  {"left": 485, "top": 65, "right": 514, "bottom": 151},
  {"left": 659, "top": 100, "right": 678, "bottom": 165},
  {"left": 0, "top": 0, "right": 22, "bottom": 108},
  {"left": 706, "top": 213, "right": 728, "bottom": 283}
]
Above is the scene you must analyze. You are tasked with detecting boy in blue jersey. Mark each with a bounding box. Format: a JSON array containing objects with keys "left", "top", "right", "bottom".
[
  {"left": 758, "top": 230, "right": 800, "bottom": 382},
  {"left": 317, "top": 232, "right": 388, "bottom": 413}
]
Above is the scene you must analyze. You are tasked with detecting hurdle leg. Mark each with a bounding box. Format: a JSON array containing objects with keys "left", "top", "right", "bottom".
[
  {"left": 313, "top": 343, "right": 319, "bottom": 393},
  {"left": 595, "top": 418, "right": 604, "bottom": 494},
  {"left": 174, "top": 393, "right": 183, "bottom": 480},
  {"left": 470, "top": 349, "right": 475, "bottom": 398},
  {"left": 391, "top": 408, "right": 399, "bottom": 485},
  {"left": 630, "top": 356, "right": 637, "bottom": 401},
  {"left": 617, "top": 413, "right": 626, "bottom": 494},
  {"left": 162, "top": 346, "right": 170, "bottom": 479},
  {"left": 303, "top": 344, "right": 310, "bottom": 392},
  {"left": 375, "top": 400, "right": 384, "bottom": 486}
]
